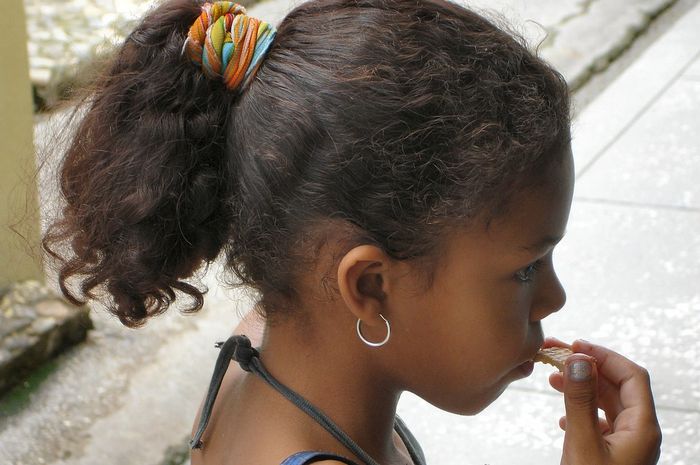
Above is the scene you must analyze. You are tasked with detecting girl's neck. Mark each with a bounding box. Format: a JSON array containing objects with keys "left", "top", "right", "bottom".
[{"left": 255, "top": 316, "right": 409, "bottom": 464}]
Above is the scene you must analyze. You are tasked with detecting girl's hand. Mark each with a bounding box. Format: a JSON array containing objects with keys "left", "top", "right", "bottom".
[{"left": 543, "top": 337, "right": 662, "bottom": 465}]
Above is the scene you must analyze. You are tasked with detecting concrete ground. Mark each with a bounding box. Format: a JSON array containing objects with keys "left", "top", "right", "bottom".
[
  {"left": 1, "top": 0, "right": 698, "bottom": 464},
  {"left": 24, "top": 0, "right": 676, "bottom": 95}
]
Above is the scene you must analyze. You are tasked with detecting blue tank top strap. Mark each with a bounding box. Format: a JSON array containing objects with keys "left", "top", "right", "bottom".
[
  {"left": 394, "top": 414, "right": 427, "bottom": 465},
  {"left": 280, "top": 415, "right": 426, "bottom": 465},
  {"left": 280, "top": 451, "right": 360, "bottom": 465}
]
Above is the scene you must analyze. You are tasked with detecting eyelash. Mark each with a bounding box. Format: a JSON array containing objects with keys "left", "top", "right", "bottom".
[{"left": 515, "top": 259, "right": 543, "bottom": 283}]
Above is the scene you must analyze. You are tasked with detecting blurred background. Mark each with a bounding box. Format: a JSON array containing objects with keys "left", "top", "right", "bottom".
[{"left": 1, "top": 0, "right": 699, "bottom": 464}]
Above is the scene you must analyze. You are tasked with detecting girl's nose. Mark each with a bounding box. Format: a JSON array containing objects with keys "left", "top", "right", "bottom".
[{"left": 530, "top": 270, "right": 566, "bottom": 322}]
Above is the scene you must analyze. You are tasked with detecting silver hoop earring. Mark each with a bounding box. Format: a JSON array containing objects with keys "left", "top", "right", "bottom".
[{"left": 356, "top": 314, "right": 391, "bottom": 347}]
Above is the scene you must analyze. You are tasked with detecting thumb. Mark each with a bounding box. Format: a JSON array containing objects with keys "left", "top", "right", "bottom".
[{"left": 562, "top": 354, "right": 605, "bottom": 462}]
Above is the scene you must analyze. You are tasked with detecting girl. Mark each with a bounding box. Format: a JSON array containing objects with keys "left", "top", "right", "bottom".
[{"left": 42, "top": 0, "right": 662, "bottom": 464}]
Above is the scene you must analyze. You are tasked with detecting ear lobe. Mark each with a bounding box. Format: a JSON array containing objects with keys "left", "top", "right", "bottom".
[{"left": 337, "top": 245, "right": 390, "bottom": 322}]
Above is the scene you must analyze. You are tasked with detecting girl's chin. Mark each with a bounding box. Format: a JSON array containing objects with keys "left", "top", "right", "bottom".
[
  {"left": 515, "top": 360, "right": 535, "bottom": 378},
  {"left": 444, "top": 383, "right": 512, "bottom": 416},
  {"left": 417, "top": 367, "right": 530, "bottom": 415},
  {"left": 466, "top": 363, "right": 537, "bottom": 413}
]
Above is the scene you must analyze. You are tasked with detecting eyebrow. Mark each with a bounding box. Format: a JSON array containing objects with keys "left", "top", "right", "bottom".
[{"left": 519, "top": 232, "right": 566, "bottom": 253}]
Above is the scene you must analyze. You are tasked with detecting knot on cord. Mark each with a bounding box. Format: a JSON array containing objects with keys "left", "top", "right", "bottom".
[
  {"left": 215, "top": 334, "right": 259, "bottom": 372},
  {"left": 190, "top": 334, "right": 261, "bottom": 450}
]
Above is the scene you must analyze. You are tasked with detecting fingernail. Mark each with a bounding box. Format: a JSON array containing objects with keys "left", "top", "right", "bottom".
[{"left": 568, "top": 359, "right": 591, "bottom": 381}]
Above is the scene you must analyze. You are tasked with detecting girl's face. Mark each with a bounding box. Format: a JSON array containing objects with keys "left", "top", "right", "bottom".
[{"left": 391, "top": 146, "right": 574, "bottom": 415}]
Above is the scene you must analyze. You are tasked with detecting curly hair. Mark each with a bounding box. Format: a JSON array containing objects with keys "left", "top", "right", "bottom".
[{"left": 42, "top": 0, "right": 571, "bottom": 328}]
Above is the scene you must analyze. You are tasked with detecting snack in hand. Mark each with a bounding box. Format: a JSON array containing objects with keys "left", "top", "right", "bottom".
[{"left": 534, "top": 347, "right": 573, "bottom": 371}]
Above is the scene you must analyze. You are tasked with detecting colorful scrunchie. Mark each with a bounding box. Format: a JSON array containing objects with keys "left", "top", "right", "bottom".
[{"left": 185, "top": 1, "right": 277, "bottom": 91}]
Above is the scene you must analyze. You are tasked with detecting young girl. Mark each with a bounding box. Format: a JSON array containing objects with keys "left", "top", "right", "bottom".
[{"left": 43, "top": 0, "right": 662, "bottom": 463}]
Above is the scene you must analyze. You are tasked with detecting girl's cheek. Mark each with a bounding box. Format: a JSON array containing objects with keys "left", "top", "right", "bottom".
[
  {"left": 513, "top": 280, "right": 537, "bottom": 317},
  {"left": 498, "top": 282, "right": 534, "bottom": 322}
]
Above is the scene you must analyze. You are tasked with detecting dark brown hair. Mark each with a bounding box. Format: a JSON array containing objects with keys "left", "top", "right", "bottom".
[{"left": 42, "top": 0, "right": 571, "bottom": 328}]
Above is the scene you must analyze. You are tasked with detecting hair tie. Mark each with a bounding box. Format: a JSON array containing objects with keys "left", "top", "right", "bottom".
[{"left": 184, "top": 1, "right": 277, "bottom": 91}]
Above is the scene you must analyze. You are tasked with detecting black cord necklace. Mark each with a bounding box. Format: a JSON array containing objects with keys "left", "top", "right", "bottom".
[{"left": 189, "top": 334, "right": 426, "bottom": 465}]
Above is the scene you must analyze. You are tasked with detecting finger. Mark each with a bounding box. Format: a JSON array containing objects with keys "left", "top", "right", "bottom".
[
  {"left": 571, "top": 340, "right": 656, "bottom": 414},
  {"left": 595, "top": 374, "right": 625, "bottom": 426},
  {"left": 542, "top": 338, "right": 625, "bottom": 425},
  {"left": 543, "top": 336, "right": 571, "bottom": 349},
  {"left": 562, "top": 354, "right": 605, "bottom": 457},
  {"left": 550, "top": 369, "right": 625, "bottom": 429},
  {"left": 549, "top": 371, "right": 564, "bottom": 393},
  {"left": 559, "top": 415, "right": 611, "bottom": 435}
]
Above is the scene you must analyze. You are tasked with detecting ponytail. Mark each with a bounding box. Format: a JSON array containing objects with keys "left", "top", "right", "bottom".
[{"left": 42, "top": 1, "right": 274, "bottom": 328}]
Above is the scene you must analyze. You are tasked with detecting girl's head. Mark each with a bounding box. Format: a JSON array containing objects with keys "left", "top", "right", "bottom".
[{"left": 44, "top": 0, "right": 572, "bottom": 412}]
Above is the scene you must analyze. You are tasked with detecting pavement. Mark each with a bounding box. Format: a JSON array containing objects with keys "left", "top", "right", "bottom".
[
  {"left": 27, "top": 0, "right": 673, "bottom": 101},
  {"left": 1, "top": 0, "right": 698, "bottom": 464}
]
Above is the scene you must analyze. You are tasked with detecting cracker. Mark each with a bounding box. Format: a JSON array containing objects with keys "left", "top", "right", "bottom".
[{"left": 534, "top": 347, "right": 573, "bottom": 371}]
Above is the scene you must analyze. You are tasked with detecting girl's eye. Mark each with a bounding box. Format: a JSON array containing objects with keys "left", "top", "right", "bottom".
[{"left": 515, "top": 259, "right": 543, "bottom": 283}]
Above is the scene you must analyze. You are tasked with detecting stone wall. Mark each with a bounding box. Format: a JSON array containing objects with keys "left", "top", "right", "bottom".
[{"left": 0, "top": 281, "right": 92, "bottom": 397}]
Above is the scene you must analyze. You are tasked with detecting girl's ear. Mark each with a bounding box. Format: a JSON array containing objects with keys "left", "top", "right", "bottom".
[{"left": 336, "top": 245, "right": 390, "bottom": 325}]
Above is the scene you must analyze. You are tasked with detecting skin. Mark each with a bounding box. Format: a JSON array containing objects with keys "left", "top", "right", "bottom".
[{"left": 191, "top": 144, "right": 656, "bottom": 465}]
